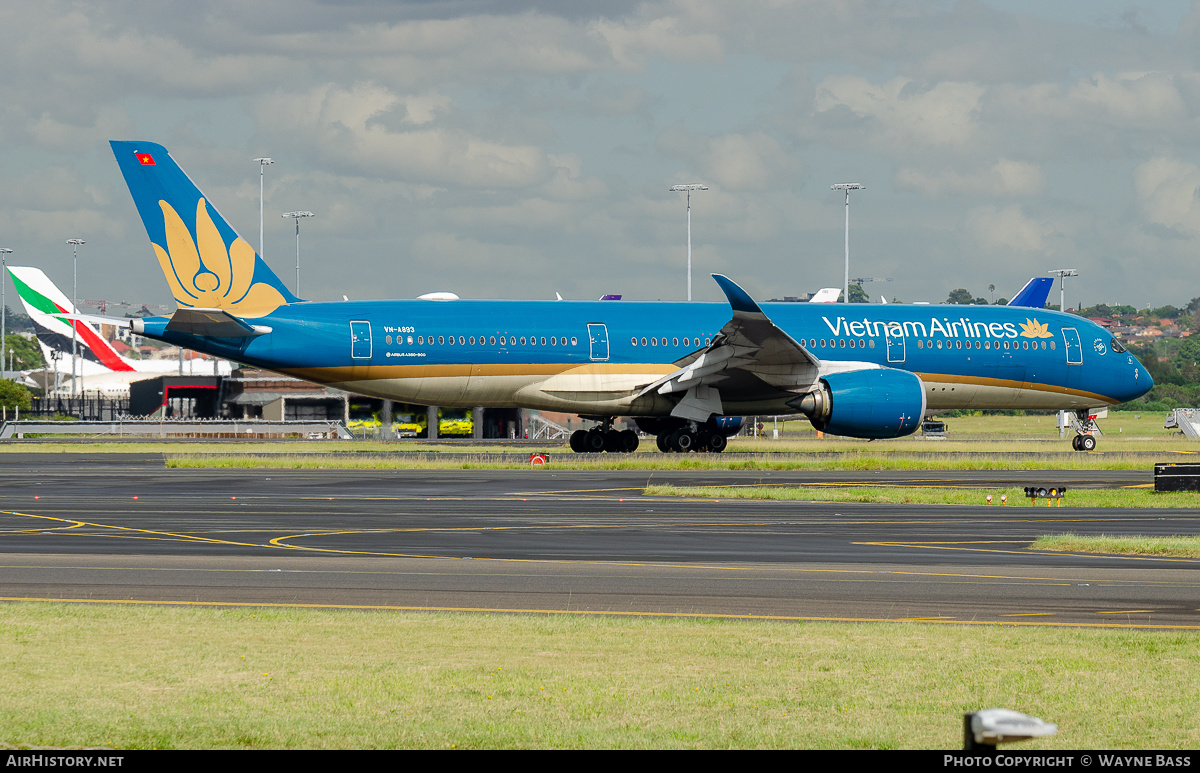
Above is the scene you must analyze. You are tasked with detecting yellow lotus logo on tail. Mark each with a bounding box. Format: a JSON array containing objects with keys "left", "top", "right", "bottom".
[
  {"left": 1019, "top": 318, "right": 1054, "bottom": 338},
  {"left": 153, "top": 197, "right": 286, "bottom": 318}
]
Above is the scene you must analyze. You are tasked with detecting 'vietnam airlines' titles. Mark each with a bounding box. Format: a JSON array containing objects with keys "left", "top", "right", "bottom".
[{"left": 822, "top": 315, "right": 1033, "bottom": 340}]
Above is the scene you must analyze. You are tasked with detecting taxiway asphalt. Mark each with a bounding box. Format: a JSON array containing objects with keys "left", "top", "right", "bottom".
[{"left": 0, "top": 453, "right": 1196, "bottom": 629}]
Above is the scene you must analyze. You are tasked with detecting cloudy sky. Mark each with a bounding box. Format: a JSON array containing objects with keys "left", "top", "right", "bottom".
[{"left": 2, "top": 0, "right": 1200, "bottom": 311}]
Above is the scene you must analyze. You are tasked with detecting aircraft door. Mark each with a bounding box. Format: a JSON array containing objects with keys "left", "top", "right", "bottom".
[
  {"left": 1062, "top": 328, "right": 1082, "bottom": 365},
  {"left": 587, "top": 323, "right": 609, "bottom": 361},
  {"left": 885, "top": 326, "right": 905, "bottom": 363},
  {"left": 350, "top": 320, "right": 372, "bottom": 360}
]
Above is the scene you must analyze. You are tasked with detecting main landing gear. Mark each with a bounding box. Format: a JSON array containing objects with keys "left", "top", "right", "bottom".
[
  {"left": 569, "top": 418, "right": 640, "bottom": 453},
  {"left": 1069, "top": 409, "right": 1101, "bottom": 452},
  {"left": 567, "top": 417, "right": 733, "bottom": 454},
  {"left": 653, "top": 423, "right": 727, "bottom": 453}
]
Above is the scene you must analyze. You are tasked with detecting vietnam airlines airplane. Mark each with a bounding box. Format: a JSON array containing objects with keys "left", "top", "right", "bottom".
[{"left": 104, "top": 140, "right": 1152, "bottom": 453}]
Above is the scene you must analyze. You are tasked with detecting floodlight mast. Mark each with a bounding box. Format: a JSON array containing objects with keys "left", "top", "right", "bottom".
[
  {"left": 1048, "top": 268, "right": 1078, "bottom": 312},
  {"left": 831, "top": 183, "right": 865, "bottom": 303},
  {"left": 0, "top": 248, "right": 10, "bottom": 380},
  {"left": 282, "top": 211, "right": 315, "bottom": 296},
  {"left": 66, "top": 239, "right": 85, "bottom": 400},
  {"left": 253, "top": 158, "right": 274, "bottom": 259},
  {"left": 670, "top": 184, "right": 708, "bottom": 301}
]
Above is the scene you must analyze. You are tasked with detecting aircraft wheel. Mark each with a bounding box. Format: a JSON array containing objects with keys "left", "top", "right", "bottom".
[
  {"left": 585, "top": 430, "right": 607, "bottom": 453},
  {"left": 708, "top": 434, "right": 727, "bottom": 453},
  {"left": 570, "top": 430, "right": 588, "bottom": 453},
  {"left": 619, "top": 429, "right": 640, "bottom": 453},
  {"left": 671, "top": 429, "right": 696, "bottom": 453},
  {"left": 656, "top": 433, "right": 671, "bottom": 453},
  {"left": 1080, "top": 434, "right": 1096, "bottom": 452},
  {"left": 1071, "top": 435, "right": 1082, "bottom": 451}
]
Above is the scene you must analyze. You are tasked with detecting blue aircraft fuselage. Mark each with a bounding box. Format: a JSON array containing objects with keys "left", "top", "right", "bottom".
[{"left": 138, "top": 296, "right": 1151, "bottom": 417}]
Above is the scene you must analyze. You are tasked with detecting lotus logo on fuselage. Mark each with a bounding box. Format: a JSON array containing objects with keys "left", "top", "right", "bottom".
[
  {"left": 153, "top": 197, "right": 286, "bottom": 318},
  {"left": 1019, "top": 318, "right": 1054, "bottom": 338}
]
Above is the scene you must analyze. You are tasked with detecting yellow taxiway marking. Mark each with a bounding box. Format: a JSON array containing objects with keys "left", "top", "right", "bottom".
[
  {"left": 1, "top": 596, "right": 1197, "bottom": 630},
  {"left": 894, "top": 616, "right": 956, "bottom": 621},
  {"left": 999, "top": 613, "right": 1057, "bottom": 617},
  {"left": 1096, "top": 609, "right": 1154, "bottom": 614},
  {"left": 6, "top": 508, "right": 1197, "bottom": 573},
  {"left": 0, "top": 510, "right": 280, "bottom": 551}
]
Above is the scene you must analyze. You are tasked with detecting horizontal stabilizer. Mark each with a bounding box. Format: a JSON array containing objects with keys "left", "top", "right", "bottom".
[
  {"left": 1008, "top": 277, "right": 1054, "bottom": 309},
  {"left": 164, "top": 308, "right": 271, "bottom": 338},
  {"left": 53, "top": 311, "right": 137, "bottom": 329}
]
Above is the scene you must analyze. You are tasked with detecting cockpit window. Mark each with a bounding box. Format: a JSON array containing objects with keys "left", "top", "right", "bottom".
[{"left": 1110, "top": 338, "right": 1127, "bottom": 354}]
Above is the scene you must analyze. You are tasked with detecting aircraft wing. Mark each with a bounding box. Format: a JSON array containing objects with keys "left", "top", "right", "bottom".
[{"left": 638, "top": 274, "right": 821, "bottom": 420}]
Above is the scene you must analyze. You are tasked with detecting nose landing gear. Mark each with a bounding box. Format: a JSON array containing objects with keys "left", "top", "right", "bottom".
[{"left": 1068, "top": 409, "right": 1102, "bottom": 452}]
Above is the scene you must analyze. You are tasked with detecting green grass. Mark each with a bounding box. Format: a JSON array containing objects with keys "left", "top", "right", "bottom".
[
  {"left": 2, "top": 602, "right": 1198, "bottom": 749},
  {"left": 2, "top": 411, "right": 1195, "bottom": 458},
  {"left": 735, "top": 411, "right": 1180, "bottom": 444},
  {"left": 164, "top": 449, "right": 1172, "bottom": 471},
  {"left": 643, "top": 484, "right": 1200, "bottom": 508},
  {"left": 1032, "top": 534, "right": 1200, "bottom": 558}
]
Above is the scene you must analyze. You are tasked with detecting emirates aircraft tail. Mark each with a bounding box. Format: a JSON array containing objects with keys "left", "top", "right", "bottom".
[
  {"left": 7, "top": 266, "right": 231, "bottom": 376},
  {"left": 8, "top": 266, "right": 137, "bottom": 372}
]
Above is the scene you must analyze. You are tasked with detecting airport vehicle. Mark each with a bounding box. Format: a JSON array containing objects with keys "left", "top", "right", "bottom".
[
  {"left": 8, "top": 266, "right": 232, "bottom": 388},
  {"left": 104, "top": 140, "right": 1151, "bottom": 452}
]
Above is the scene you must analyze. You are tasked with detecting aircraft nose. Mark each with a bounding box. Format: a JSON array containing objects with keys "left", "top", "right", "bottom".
[{"left": 1127, "top": 359, "right": 1153, "bottom": 400}]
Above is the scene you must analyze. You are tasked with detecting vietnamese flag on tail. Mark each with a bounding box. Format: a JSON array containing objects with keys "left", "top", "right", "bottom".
[{"left": 135, "top": 153, "right": 155, "bottom": 165}]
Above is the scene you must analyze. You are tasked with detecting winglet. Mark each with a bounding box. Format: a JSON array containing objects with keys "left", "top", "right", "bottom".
[{"left": 712, "top": 274, "right": 763, "bottom": 315}]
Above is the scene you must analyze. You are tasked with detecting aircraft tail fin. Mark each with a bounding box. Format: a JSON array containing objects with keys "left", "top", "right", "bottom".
[
  {"left": 109, "top": 141, "right": 300, "bottom": 318},
  {"left": 7, "top": 266, "right": 137, "bottom": 373},
  {"left": 1007, "top": 277, "right": 1055, "bottom": 309}
]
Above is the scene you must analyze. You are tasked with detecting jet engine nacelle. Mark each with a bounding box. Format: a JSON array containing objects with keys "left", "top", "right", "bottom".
[{"left": 793, "top": 368, "right": 925, "bottom": 439}]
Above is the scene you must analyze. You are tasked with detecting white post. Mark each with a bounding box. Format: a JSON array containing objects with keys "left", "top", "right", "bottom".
[
  {"left": 831, "top": 184, "right": 864, "bottom": 303},
  {"left": 253, "top": 158, "right": 274, "bottom": 258},
  {"left": 686, "top": 189, "right": 692, "bottom": 302},
  {"left": 0, "top": 249, "right": 11, "bottom": 379},
  {"left": 843, "top": 188, "right": 850, "bottom": 302},
  {"left": 282, "top": 211, "right": 314, "bottom": 297},
  {"left": 670, "top": 184, "right": 707, "bottom": 301},
  {"left": 66, "top": 239, "right": 85, "bottom": 401}
]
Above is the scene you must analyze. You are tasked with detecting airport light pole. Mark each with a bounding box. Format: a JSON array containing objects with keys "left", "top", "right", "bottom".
[
  {"left": 831, "top": 183, "right": 865, "bottom": 303},
  {"left": 253, "top": 157, "right": 274, "bottom": 258},
  {"left": 670, "top": 184, "right": 708, "bottom": 301},
  {"left": 1049, "top": 268, "right": 1078, "bottom": 312},
  {"left": 66, "top": 239, "right": 85, "bottom": 400},
  {"left": 0, "top": 248, "right": 10, "bottom": 379},
  {"left": 282, "top": 211, "right": 314, "bottom": 296}
]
